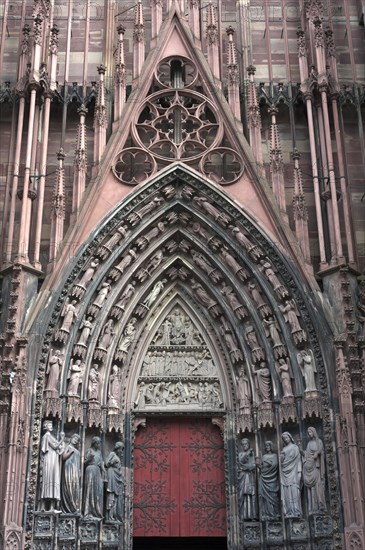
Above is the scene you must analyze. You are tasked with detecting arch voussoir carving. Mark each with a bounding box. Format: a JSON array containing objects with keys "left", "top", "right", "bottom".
[{"left": 26, "top": 166, "right": 340, "bottom": 549}]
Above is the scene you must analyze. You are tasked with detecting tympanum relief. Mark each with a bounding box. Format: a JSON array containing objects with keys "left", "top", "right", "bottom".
[{"left": 134, "top": 307, "right": 223, "bottom": 411}]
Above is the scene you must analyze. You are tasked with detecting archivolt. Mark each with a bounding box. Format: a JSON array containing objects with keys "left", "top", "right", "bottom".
[{"left": 26, "top": 164, "right": 339, "bottom": 538}]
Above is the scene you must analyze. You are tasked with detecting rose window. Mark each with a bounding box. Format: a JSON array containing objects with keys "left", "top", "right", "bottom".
[{"left": 113, "top": 56, "right": 244, "bottom": 185}]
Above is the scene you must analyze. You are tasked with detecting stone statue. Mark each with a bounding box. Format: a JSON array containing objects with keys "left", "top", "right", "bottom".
[
  {"left": 193, "top": 195, "right": 230, "bottom": 225},
  {"left": 263, "top": 317, "right": 283, "bottom": 347},
  {"left": 45, "top": 349, "right": 63, "bottom": 395},
  {"left": 220, "top": 321, "right": 242, "bottom": 363},
  {"left": 142, "top": 279, "right": 166, "bottom": 308},
  {"left": 88, "top": 364, "right": 100, "bottom": 401},
  {"left": 67, "top": 359, "right": 84, "bottom": 396},
  {"left": 261, "top": 261, "right": 289, "bottom": 298},
  {"left": 221, "top": 284, "right": 247, "bottom": 319},
  {"left": 88, "top": 281, "right": 111, "bottom": 314},
  {"left": 254, "top": 362, "right": 272, "bottom": 403},
  {"left": 110, "top": 250, "right": 137, "bottom": 281},
  {"left": 302, "top": 427, "right": 326, "bottom": 514},
  {"left": 105, "top": 441, "right": 125, "bottom": 522},
  {"left": 275, "top": 358, "right": 294, "bottom": 398},
  {"left": 257, "top": 441, "right": 280, "bottom": 520},
  {"left": 61, "top": 434, "right": 81, "bottom": 513},
  {"left": 77, "top": 258, "right": 99, "bottom": 288},
  {"left": 98, "top": 319, "right": 115, "bottom": 349},
  {"left": 83, "top": 436, "right": 105, "bottom": 518},
  {"left": 136, "top": 221, "right": 165, "bottom": 249},
  {"left": 238, "top": 438, "right": 257, "bottom": 519},
  {"left": 116, "top": 318, "right": 137, "bottom": 362},
  {"left": 97, "top": 225, "right": 129, "bottom": 258},
  {"left": 280, "top": 432, "right": 302, "bottom": 518},
  {"left": 297, "top": 349, "right": 317, "bottom": 392},
  {"left": 127, "top": 196, "right": 164, "bottom": 225},
  {"left": 219, "top": 246, "right": 249, "bottom": 281},
  {"left": 191, "top": 250, "right": 221, "bottom": 283},
  {"left": 191, "top": 280, "right": 220, "bottom": 317},
  {"left": 237, "top": 369, "right": 251, "bottom": 411},
  {"left": 111, "top": 283, "right": 136, "bottom": 318},
  {"left": 107, "top": 365, "right": 121, "bottom": 409},
  {"left": 39, "top": 420, "right": 65, "bottom": 511},
  {"left": 247, "top": 282, "right": 272, "bottom": 318},
  {"left": 59, "top": 299, "right": 78, "bottom": 332},
  {"left": 229, "top": 225, "right": 263, "bottom": 260},
  {"left": 77, "top": 317, "right": 93, "bottom": 346}
]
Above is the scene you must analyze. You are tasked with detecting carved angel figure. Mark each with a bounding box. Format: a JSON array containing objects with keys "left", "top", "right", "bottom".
[
  {"left": 263, "top": 317, "right": 283, "bottom": 347},
  {"left": 297, "top": 349, "right": 317, "bottom": 392}
]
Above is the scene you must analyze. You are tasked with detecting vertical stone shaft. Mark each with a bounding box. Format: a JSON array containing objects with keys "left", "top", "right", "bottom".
[
  {"left": 133, "top": 0, "right": 145, "bottom": 82},
  {"left": 226, "top": 26, "right": 241, "bottom": 120},
  {"left": 49, "top": 149, "right": 66, "bottom": 265},
  {"left": 206, "top": 2, "right": 220, "bottom": 81},
  {"left": 114, "top": 25, "right": 126, "bottom": 123},
  {"left": 151, "top": 0, "right": 163, "bottom": 45},
  {"left": 246, "top": 65, "right": 263, "bottom": 168},
  {"left": 189, "top": 0, "right": 201, "bottom": 40},
  {"left": 269, "top": 106, "right": 287, "bottom": 221},
  {"left": 297, "top": 29, "right": 327, "bottom": 266},
  {"left": 93, "top": 65, "right": 107, "bottom": 163},
  {"left": 292, "top": 149, "right": 311, "bottom": 263},
  {"left": 72, "top": 105, "right": 88, "bottom": 216}
]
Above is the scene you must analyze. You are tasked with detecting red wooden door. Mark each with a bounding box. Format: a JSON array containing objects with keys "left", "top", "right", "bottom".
[{"left": 133, "top": 417, "right": 226, "bottom": 537}]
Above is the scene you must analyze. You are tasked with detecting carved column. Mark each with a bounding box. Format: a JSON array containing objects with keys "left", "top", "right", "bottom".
[
  {"left": 297, "top": 29, "right": 327, "bottom": 267},
  {"left": 33, "top": 25, "right": 59, "bottom": 269},
  {"left": 292, "top": 149, "right": 311, "bottom": 264},
  {"left": 313, "top": 16, "right": 344, "bottom": 263},
  {"left": 226, "top": 26, "right": 241, "bottom": 120},
  {"left": 206, "top": 1, "right": 220, "bottom": 82},
  {"left": 325, "top": 27, "right": 356, "bottom": 266},
  {"left": 133, "top": 0, "right": 145, "bottom": 82},
  {"left": 114, "top": 25, "right": 126, "bottom": 123},
  {"left": 93, "top": 64, "right": 107, "bottom": 164},
  {"left": 49, "top": 149, "right": 66, "bottom": 266},
  {"left": 246, "top": 65, "right": 263, "bottom": 169},
  {"left": 268, "top": 106, "right": 287, "bottom": 221}
]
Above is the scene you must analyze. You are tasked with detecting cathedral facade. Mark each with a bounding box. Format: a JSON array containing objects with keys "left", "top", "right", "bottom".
[{"left": 0, "top": 1, "right": 364, "bottom": 549}]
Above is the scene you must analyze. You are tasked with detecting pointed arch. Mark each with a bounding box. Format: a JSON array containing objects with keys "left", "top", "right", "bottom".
[{"left": 26, "top": 164, "right": 341, "bottom": 548}]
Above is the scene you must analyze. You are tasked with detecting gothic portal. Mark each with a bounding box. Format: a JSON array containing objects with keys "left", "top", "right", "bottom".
[{"left": 0, "top": 1, "right": 364, "bottom": 550}]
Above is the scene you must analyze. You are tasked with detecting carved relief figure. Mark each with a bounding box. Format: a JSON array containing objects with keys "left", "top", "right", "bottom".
[
  {"left": 220, "top": 320, "right": 243, "bottom": 363},
  {"left": 116, "top": 318, "right": 137, "bottom": 362},
  {"left": 275, "top": 358, "right": 294, "bottom": 398},
  {"left": 229, "top": 225, "right": 263, "bottom": 260},
  {"left": 280, "top": 299, "right": 307, "bottom": 343},
  {"left": 298, "top": 349, "right": 317, "bottom": 392},
  {"left": 191, "top": 250, "right": 221, "bottom": 282},
  {"left": 238, "top": 438, "right": 257, "bottom": 519},
  {"left": 88, "top": 364, "right": 100, "bottom": 401},
  {"left": 88, "top": 281, "right": 111, "bottom": 314},
  {"left": 39, "top": 421, "right": 65, "bottom": 511},
  {"left": 219, "top": 246, "right": 249, "bottom": 281},
  {"left": 59, "top": 299, "right": 78, "bottom": 333},
  {"left": 76, "top": 258, "right": 99, "bottom": 289},
  {"left": 247, "top": 282, "right": 272, "bottom": 317},
  {"left": 257, "top": 441, "right": 280, "bottom": 520},
  {"left": 67, "top": 359, "right": 84, "bottom": 396},
  {"left": 110, "top": 250, "right": 137, "bottom": 281},
  {"left": 61, "top": 434, "right": 81, "bottom": 514},
  {"left": 77, "top": 317, "right": 93, "bottom": 346},
  {"left": 97, "top": 225, "right": 129, "bottom": 258},
  {"left": 106, "top": 441, "right": 125, "bottom": 522},
  {"left": 136, "top": 221, "right": 165, "bottom": 249},
  {"left": 108, "top": 365, "right": 121, "bottom": 410},
  {"left": 244, "top": 325, "right": 265, "bottom": 363},
  {"left": 111, "top": 283, "right": 136, "bottom": 318},
  {"left": 191, "top": 280, "right": 220, "bottom": 317},
  {"left": 98, "top": 319, "right": 115, "bottom": 349},
  {"left": 302, "top": 427, "right": 326, "bottom": 514},
  {"left": 142, "top": 280, "right": 166, "bottom": 308},
  {"left": 127, "top": 195, "right": 164, "bottom": 225},
  {"left": 254, "top": 362, "right": 272, "bottom": 403},
  {"left": 194, "top": 195, "right": 230, "bottom": 225},
  {"left": 280, "top": 432, "right": 302, "bottom": 518},
  {"left": 221, "top": 283, "right": 247, "bottom": 319},
  {"left": 261, "top": 261, "right": 289, "bottom": 298},
  {"left": 83, "top": 436, "right": 105, "bottom": 519},
  {"left": 237, "top": 369, "right": 251, "bottom": 411},
  {"left": 45, "top": 350, "right": 63, "bottom": 395}
]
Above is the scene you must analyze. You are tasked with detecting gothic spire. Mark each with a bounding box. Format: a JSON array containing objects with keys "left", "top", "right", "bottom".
[
  {"left": 49, "top": 149, "right": 66, "bottom": 265},
  {"left": 292, "top": 149, "right": 310, "bottom": 263},
  {"left": 206, "top": 1, "right": 220, "bottom": 81},
  {"left": 226, "top": 26, "right": 240, "bottom": 119},
  {"left": 114, "top": 25, "right": 126, "bottom": 122},
  {"left": 133, "top": 0, "right": 145, "bottom": 81},
  {"left": 269, "top": 106, "right": 287, "bottom": 220},
  {"left": 93, "top": 64, "right": 107, "bottom": 163},
  {"left": 246, "top": 65, "right": 263, "bottom": 168}
]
